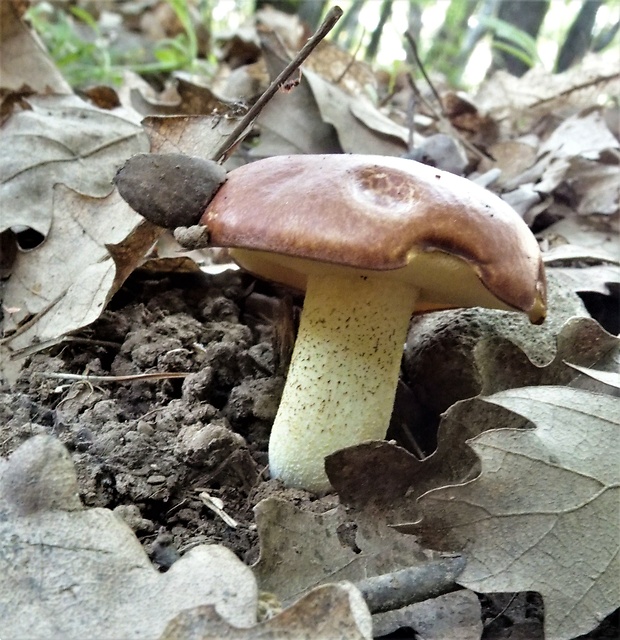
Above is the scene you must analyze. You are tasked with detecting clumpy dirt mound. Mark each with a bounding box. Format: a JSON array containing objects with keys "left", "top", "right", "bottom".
[{"left": 0, "top": 267, "right": 330, "bottom": 566}]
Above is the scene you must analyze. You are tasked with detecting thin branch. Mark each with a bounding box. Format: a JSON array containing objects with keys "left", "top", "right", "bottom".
[
  {"left": 403, "top": 47, "right": 487, "bottom": 162},
  {"left": 404, "top": 31, "right": 445, "bottom": 115},
  {"left": 335, "top": 27, "right": 366, "bottom": 85},
  {"left": 354, "top": 555, "right": 467, "bottom": 614},
  {"left": 33, "top": 371, "right": 189, "bottom": 383},
  {"left": 211, "top": 6, "right": 343, "bottom": 163}
]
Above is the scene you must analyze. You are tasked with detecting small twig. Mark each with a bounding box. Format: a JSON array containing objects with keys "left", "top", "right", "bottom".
[
  {"left": 408, "top": 54, "right": 485, "bottom": 158},
  {"left": 197, "top": 491, "right": 238, "bottom": 528},
  {"left": 404, "top": 31, "right": 445, "bottom": 115},
  {"left": 60, "top": 336, "right": 122, "bottom": 349},
  {"left": 335, "top": 27, "right": 366, "bottom": 85},
  {"left": 210, "top": 6, "right": 343, "bottom": 163},
  {"left": 496, "top": 70, "right": 620, "bottom": 121},
  {"left": 405, "top": 90, "right": 417, "bottom": 151},
  {"left": 405, "top": 71, "right": 438, "bottom": 121},
  {"left": 354, "top": 555, "right": 466, "bottom": 614},
  {"left": 33, "top": 371, "right": 189, "bottom": 383},
  {"left": 484, "top": 593, "right": 519, "bottom": 629},
  {"left": 0, "top": 293, "right": 65, "bottom": 345},
  {"left": 165, "top": 499, "right": 189, "bottom": 519}
]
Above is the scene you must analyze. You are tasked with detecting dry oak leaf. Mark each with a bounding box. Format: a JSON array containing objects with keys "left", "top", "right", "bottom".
[
  {"left": 304, "top": 69, "right": 414, "bottom": 156},
  {"left": 475, "top": 54, "right": 620, "bottom": 131},
  {"left": 0, "top": 94, "right": 147, "bottom": 236},
  {"left": 0, "top": 0, "right": 71, "bottom": 94},
  {"left": 160, "top": 582, "right": 372, "bottom": 640},
  {"left": 328, "top": 319, "right": 619, "bottom": 527},
  {"left": 413, "top": 386, "right": 620, "bottom": 640},
  {"left": 253, "top": 497, "right": 425, "bottom": 606},
  {"left": 252, "top": 70, "right": 342, "bottom": 157},
  {"left": 0, "top": 435, "right": 258, "bottom": 640},
  {"left": 1, "top": 186, "right": 159, "bottom": 372},
  {"left": 1, "top": 94, "right": 157, "bottom": 377},
  {"left": 142, "top": 113, "right": 241, "bottom": 158}
]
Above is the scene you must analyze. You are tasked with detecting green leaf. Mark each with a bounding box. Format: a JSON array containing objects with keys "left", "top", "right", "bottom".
[{"left": 481, "top": 15, "right": 541, "bottom": 65}]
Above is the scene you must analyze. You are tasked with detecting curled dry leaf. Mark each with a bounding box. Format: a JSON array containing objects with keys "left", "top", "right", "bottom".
[
  {"left": 542, "top": 244, "right": 620, "bottom": 265},
  {"left": 253, "top": 497, "right": 425, "bottom": 605},
  {"left": 159, "top": 582, "right": 372, "bottom": 640},
  {"left": 1, "top": 187, "right": 160, "bottom": 377},
  {"left": 0, "top": 435, "right": 258, "bottom": 640},
  {"left": 533, "top": 109, "right": 619, "bottom": 213},
  {"left": 305, "top": 69, "right": 412, "bottom": 156},
  {"left": 328, "top": 317, "right": 619, "bottom": 520},
  {"left": 549, "top": 264, "right": 620, "bottom": 297},
  {"left": 304, "top": 40, "right": 377, "bottom": 97},
  {"left": 142, "top": 113, "right": 241, "bottom": 158},
  {"left": 413, "top": 386, "right": 620, "bottom": 640},
  {"left": 476, "top": 53, "right": 620, "bottom": 132},
  {"left": 553, "top": 155, "right": 620, "bottom": 216},
  {"left": 252, "top": 70, "right": 342, "bottom": 157},
  {"left": 566, "top": 363, "right": 620, "bottom": 391},
  {"left": 0, "top": 0, "right": 71, "bottom": 94},
  {"left": 1, "top": 93, "right": 154, "bottom": 379},
  {"left": 0, "top": 94, "right": 146, "bottom": 236},
  {"left": 540, "top": 216, "right": 619, "bottom": 259}
]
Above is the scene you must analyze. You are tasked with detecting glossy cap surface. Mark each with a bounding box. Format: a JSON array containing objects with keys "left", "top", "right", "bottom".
[{"left": 201, "top": 154, "right": 547, "bottom": 322}]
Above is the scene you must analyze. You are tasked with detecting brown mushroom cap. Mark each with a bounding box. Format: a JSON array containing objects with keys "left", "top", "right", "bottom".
[{"left": 201, "top": 154, "right": 546, "bottom": 322}]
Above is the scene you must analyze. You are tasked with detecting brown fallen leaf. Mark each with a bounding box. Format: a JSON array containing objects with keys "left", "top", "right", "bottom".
[
  {"left": 160, "top": 582, "right": 372, "bottom": 640},
  {"left": 253, "top": 497, "right": 426, "bottom": 606},
  {"left": 540, "top": 215, "right": 619, "bottom": 259},
  {"left": 305, "top": 40, "right": 377, "bottom": 97},
  {"left": 556, "top": 155, "right": 620, "bottom": 216},
  {"left": 0, "top": 0, "right": 71, "bottom": 94},
  {"left": 327, "top": 317, "right": 619, "bottom": 521},
  {"left": 305, "top": 69, "right": 412, "bottom": 156},
  {"left": 143, "top": 113, "right": 242, "bottom": 158},
  {"left": 412, "top": 386, "right": 620, "bottom": 640},
  {"left": 542, "top": 244, "right": 620, "bottom": 265},
  {"left": 549, "top": 264, "right": 620, "bottom": 297},
  {"left": 1, "top": 93, "right": 147, "bottom": 236},
  {"left": 0, "top": 435, "right": 258, "bottom": 640},
  {"left": 1, "top": 186, "right": 159, "bottom": 373},
  {"left": 538, "top": 108, "right": 619, "bottom": 161},
  {"left": 476, "top": 53, "right": 620, "bottom": 133},
  {"left": 566, "top": 364, "right": 620, "bottom": 391},
  {"left": 252, "top": 71, "right": 342, "bottom": 157},
  {"left": 485, "top": 139, "right": 538, "bottom": 189}
]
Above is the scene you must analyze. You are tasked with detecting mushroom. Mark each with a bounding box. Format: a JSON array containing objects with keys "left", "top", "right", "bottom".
[{"left": 200, "top": 154, "right": 547, "bottom": 493}]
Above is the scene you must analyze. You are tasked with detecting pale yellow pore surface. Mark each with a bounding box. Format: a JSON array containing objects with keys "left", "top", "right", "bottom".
[{"left": 268, "top": 273, "right": 417, "bottom": 493}]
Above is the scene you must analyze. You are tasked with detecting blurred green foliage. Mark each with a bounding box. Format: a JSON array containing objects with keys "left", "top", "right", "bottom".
[
  {"left": 27, "top": 0, "right": 215, "bottom": 87},
  {"left": 26, "top": 0, "right": 620, "bottom": 90}
]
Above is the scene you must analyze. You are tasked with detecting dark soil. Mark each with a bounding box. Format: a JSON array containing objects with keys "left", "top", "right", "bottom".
[{"left": 1, "top": 266, "right": 617, "bottom": 639}]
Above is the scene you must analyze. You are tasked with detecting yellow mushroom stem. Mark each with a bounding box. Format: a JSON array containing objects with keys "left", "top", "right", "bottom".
[{"left": 268, "top": 273, "right": 417, "bottom": 493}]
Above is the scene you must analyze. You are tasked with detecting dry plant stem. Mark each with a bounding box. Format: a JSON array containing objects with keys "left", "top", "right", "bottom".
[
  {"left": 404, "top": 31, "right": 485, "bottom": 161},
  {"left": 268, "top": 274, "right": 416, "bottom": 493},
  {"left": 34, "top": 371, "right": 189, "bottom": 382},
  {"left": 335, "top": 27, "right": 366, "bottom": 85},
  {"left": 404, "top": 31, "right": 445, "bottom": 115},
  {"left": 211, "top": 6, "right": 344, "bottom": 163},
  {"left": 355, "top": 555, "right": 466, "bottom": 614}
]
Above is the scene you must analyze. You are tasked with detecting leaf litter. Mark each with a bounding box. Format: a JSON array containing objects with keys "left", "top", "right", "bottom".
[{"left": 1, "top": 2, "right": 619, "bottom": 639}]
